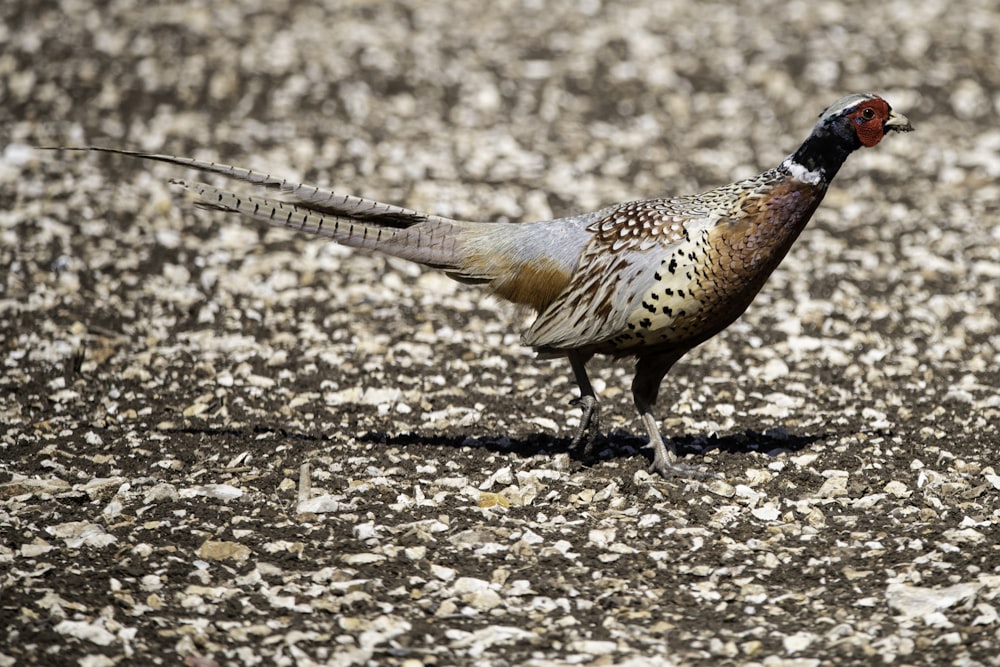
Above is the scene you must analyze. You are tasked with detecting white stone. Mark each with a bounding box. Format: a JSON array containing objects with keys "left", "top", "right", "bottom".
[
  {"left": 751, "top": 504, "right": 781, "bottom": 521},
  {"left": 54, "top": 620, "right": 116, "bottom": 646}
]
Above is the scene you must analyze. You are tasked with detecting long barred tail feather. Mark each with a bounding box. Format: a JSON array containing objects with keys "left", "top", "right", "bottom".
[
  {"left": 52, "top": 146, "right": 460, "bottom": 229},
  {"left": 49, "top": 146, "right": 481, "bottom": 275},
  {"left": 170, "top": 178, "right": 470, "bottom": 273}
]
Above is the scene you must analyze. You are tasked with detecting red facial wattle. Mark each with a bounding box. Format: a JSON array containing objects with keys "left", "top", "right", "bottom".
[{"left": 848, "top": 99, "right": 892, "bottom": 147}]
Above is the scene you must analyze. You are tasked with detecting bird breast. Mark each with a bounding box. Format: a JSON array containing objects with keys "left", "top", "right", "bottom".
[{"left": 615, "top": 178, "right": 825, "bottom": 351}]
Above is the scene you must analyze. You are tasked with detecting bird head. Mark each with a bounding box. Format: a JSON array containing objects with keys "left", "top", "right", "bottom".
[{"left": 816, "top": 93, "right": 913, "bottom": 148}]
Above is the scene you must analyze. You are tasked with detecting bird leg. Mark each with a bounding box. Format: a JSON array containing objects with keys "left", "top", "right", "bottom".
[
  {"left": 633, "top": 353, "right": 718, "bottom": 479},
  {"left": 567, "top": 351, "right": 601, "bottom": 458}
]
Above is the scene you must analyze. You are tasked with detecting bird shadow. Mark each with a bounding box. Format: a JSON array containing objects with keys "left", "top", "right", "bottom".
[
  {"left": 359, "top": 426, "right": 825, "bottom": 467},
  {"left": 153, "top": 423, "right": 823, "bottom": 469}
]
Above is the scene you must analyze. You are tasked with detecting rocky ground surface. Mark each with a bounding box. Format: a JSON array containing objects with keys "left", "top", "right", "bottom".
[{"left": 2, "top": 0, "right": 999, "bottom": 665}]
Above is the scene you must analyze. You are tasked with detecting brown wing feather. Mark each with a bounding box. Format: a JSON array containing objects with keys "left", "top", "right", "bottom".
[{"left": 523, "top": 197, "right": 711, "bottom": 352}]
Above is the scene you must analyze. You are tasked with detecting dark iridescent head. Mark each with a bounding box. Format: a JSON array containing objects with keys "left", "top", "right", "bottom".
[{"left": 816, "top": 93, "right": 913, "bottom": 148}]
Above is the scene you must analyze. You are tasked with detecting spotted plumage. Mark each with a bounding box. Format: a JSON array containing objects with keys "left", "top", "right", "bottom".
[{"left": 54, "top": 92, "right": 912, "bottom": 478}]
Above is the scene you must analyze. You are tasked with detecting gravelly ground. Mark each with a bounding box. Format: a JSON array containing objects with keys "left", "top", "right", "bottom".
[{"left": 3, "top": 0, "right": 1000, "bottom": 665}]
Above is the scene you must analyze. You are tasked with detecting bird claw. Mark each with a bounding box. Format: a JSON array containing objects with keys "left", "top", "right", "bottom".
[
  {"left": 568, "top": 395, "right": 601, "bottom": 460},
  {"left": 647, "top": 458, "right": 721, "bottom": 480}
]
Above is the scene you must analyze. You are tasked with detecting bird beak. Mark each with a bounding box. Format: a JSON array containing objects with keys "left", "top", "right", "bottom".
[{"left": 885, "top": 110, "right": 913, "bottom": 133}]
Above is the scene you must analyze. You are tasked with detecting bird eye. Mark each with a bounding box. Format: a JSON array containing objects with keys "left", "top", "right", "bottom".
[{"left": 862, "top": 107, "right": 876, "bottom": 120}]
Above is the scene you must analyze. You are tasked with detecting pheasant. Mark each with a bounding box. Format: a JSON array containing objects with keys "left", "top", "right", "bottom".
[{"left": 57, "top": 92, "right": 912, "bottom": 477}]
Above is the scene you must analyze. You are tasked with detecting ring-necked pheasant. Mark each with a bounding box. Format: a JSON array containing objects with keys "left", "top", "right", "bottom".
[{"left": 56, "top": 92, "right": 912, "bottom": 478}]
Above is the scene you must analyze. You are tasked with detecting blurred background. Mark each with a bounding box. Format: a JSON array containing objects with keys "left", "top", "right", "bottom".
[{"left": 7, "top": 0, "right": 996, "bottom": 207}]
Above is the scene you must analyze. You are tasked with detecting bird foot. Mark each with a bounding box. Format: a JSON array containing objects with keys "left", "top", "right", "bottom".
[
  {"left": 647, "top": 459, "right": 721, "bottom": 480},
  {"left": 568, "top": 394, "right": 602, "bottom": 460},
  {"left": 647, "top": 437, "right": 721, "bottom": 480}
]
